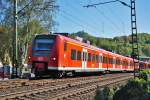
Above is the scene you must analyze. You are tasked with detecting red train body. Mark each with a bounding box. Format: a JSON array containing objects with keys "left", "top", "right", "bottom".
[{"left": 27, "top": 34, "right": 149, "bottom": 77}]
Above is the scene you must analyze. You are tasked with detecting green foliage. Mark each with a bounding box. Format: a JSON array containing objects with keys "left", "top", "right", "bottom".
[
  {"left": 95, "top": 86, "right": 118, "bottom": 100},
  {"left": 113, "top": 69, "right": 150, "bottom": 100},
  {"left": 94, "top": 72, "right": 150, "bottom": 100},
  {"left": 0, "top": 26, "right": 12, "bottom": 64},
  {"left": 139, "top": 69, "right": 150, "bottom": 81},
  {"left": 113, "top": 78, "right": 149, "bottom": 100},
  {"left": 142, "top": 46, "right": 150, "bottom": 56}
]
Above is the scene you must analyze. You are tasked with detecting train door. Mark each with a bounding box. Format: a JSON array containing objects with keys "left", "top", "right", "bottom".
[
  {"left": 120, "top": 58, "right": 122, "bottom": 70},
  {"left": 99, "top": 54, "right": 103, "bottom": 69},
  {"left": 113, "top": 57, "right": 116, "bottom": 69},
  {"left": 128, "top": 60, "right": 130, "bottom": 70},
  {"left": 82, "top": 48, "right": 87, "bottom": 70}
]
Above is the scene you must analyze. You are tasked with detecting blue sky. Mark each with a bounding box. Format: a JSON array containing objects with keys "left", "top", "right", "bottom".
[{"left": 55, "top": 0, "right": 150, "bottom": 38}]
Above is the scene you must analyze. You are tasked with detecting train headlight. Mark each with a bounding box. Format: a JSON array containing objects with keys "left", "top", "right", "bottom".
[{"left": 52, "top": 57, "right": 56, "bottom": 61}]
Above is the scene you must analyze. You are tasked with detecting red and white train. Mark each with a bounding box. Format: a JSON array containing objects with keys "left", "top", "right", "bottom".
[{"left": 27, "top": 33, "right": 150, "bottom": 78}]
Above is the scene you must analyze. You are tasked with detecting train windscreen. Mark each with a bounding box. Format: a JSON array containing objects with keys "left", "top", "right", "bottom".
[{"left": 32, "top": 35, "right": 56, "bottom": 56}]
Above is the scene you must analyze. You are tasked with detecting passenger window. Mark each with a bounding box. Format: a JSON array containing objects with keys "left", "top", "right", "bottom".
[
  {"left": 103, "top": 57, "right": 108, "bottom": 63},
  {"left": 103, "top": 56, "right": 106, "bottom": 63},
  {"left": 116, "top": 59, "right": 120, "bottom": 65},
  {"left": 96, "top": 55, "right": 99, "bottom": 63},
  {"left": 111, "top": 58, "right": 113, "bottom": 64},
  {"left": 77, "top": 51, "right": 81, "bottom": 60},
  {"left": 71, "top": 49, "right": 76, "bottom": 60},
  {"left": 92, "top": 55, "right": 95, "bottom": 62},
  {"left": 88, "top": 53, "right": 91, "bottom": 61}
]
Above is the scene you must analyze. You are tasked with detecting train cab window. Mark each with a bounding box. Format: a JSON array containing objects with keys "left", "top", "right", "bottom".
[
  {"left": 64, "top": 42, "right": 67, "bottom": 51},
  {"left": 99, "top": 56, "right": 103, "bottom": 63},
  {"left": 92, "top": 54, "right": 95, "bottom": 62},
  {"left": 77, "top": 51, "right": 81, "bottom": 60},
  {"left": 71, "top": 49, "right": 76, "bottom": 60},
  {"left": 33, "top": 35, "right": 56, "bottom": 56},
  {"left": 96, "top": 55, "right": 99, "bottom": 63},
  {"left": 88, "top": 53, "right": 91, "bottom": 61}
]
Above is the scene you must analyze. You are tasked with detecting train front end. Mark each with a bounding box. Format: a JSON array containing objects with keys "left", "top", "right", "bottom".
[{"left": 30, "top": 34, "right": 58, "bottom": 78}]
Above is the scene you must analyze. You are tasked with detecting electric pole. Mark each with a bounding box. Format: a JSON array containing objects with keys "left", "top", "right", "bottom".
[
  {"left": 130, "top": 0, "right": 139, "bottom": 78},
  {"left": 12, "top": 0, "right": 18, "bottom": 78}
]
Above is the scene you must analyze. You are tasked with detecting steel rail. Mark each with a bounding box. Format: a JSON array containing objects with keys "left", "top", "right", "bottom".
[{"left": 0, "top": 73, "right": 133, "bottom": 100}]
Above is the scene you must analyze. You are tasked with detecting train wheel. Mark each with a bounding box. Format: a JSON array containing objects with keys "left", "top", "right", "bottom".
[
  {"left": 58, "top": 72, "right": 63, "bottom": 78},
  {"left": 29, "top": 67, "right": 38, "bottom": 79},
  {"left": 67, "top": 71, "right": 75, "bottom": 77},
  {"left": 58, "top": 71, "right": 67, "bottom": 78}
]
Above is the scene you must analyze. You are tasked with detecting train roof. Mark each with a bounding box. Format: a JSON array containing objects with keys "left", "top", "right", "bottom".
[{"left": 57, "top": 34, "right": 131, "bottom": 58}]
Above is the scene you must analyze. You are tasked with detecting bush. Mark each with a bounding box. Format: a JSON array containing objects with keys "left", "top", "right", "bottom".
[
  {"left": 113, "top": 78, "right": 149, "bottom": 100},
  {"left": 94, "top": 69, "right": 150, "bottom": 100},
  {"left": 95, "top": 86, "right": 118, "bottom": 100},
  {"left": 113, "top": 69, "right": 150, "bottom": 100},
  {"left": 139, "top": 69, "right": 150, "bottom": 81}
]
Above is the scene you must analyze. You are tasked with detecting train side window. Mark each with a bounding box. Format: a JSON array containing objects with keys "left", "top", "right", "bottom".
[
  {"left": 110, "top": 58, "right": 112, "bottom": 64},
  {"left": 111, "top": 58, "right": 113, "bottom": 64},
  {"left": 64, "top": 42, "right": 67, "bottom": 51},
  {"left": 123, "top": 61, "right": 126, "bottom": 66},
  {"left": 109, "top": 58, "right": 112, "bottom": 64},
  {"left": 88, "top": 53, "right": 91, "bottom": 61},
  {"left": 103, "top": 56, "right": 105, "bottom": 63},
  {"left": 71, "top": 49, "right": 76, "bottom": 60},
  {"left": 96, "top": 55, "right": 99, "bottom": 63},
  {"left": 92, "top": 54, "right": 95, "bottom": 62},
  {"left": 106, "top": 57, "right": 108, "bottom": 63},
  {"left": 118, "top": 59, "right": 120, "bottom": 65},
  {"left": 103, "top": 56, "right": 107, "bottom": 63},
  {"left": 77, "top": 51, "right": 81, "bottom": 60},
  {"left": 116, "top": 59, "right": 120, "bottom": 65},
  {"left": 108, "top": 58, "right": 110, "bottom": 64},
  {"left": 120, "top": 60, "right": 122, "bottom": 65},
  {"left": 113, "top": 58, "right": 116, "bottom": 64}
]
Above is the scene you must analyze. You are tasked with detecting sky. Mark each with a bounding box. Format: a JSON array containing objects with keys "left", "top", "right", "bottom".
[{"left": 55, "top": 0, "right": 150, "bottom": 38}]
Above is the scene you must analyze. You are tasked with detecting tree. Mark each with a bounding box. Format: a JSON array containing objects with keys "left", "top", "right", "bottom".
[
  {"left": 142, "top": 46, "right": 150, "bottom": 56},
  {"left": 0, "top": 0, "right": 57, "bottom": 65}
]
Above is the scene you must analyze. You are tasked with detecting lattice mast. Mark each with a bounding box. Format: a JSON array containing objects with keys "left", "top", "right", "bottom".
[{"left": 131, "top": 0, "right": 139, "bottom": 77}]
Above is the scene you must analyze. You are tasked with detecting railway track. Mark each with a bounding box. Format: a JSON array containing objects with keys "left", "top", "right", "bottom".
[
  {"left": 0, "top": 79, "right": 29, "bottom": 89},
  {"left": 0, "top": 73, "right": 133, "bottom": 100},
  {"left": 0, "top": 73, "right": 122, "bottom": 89}
]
